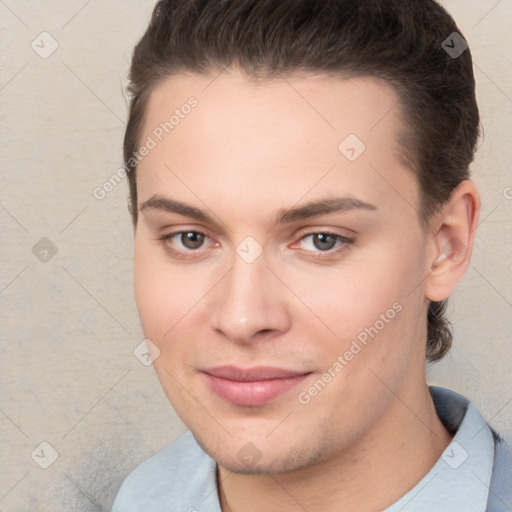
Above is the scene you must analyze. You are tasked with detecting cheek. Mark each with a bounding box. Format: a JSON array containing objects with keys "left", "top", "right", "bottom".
[
  {"left": 133, "top": 241, "right": 161, "bottom": 334},
  {"left": 281, "top": 261, "right": 405, "bottom": 340},
  {"left": 286, "top": 238, "right": 425, "bottom": 366},
  {"left": 133, "top": 238, "right": 184, "bottom": 340},
  {"left": 133, "top": 236, "right": 216, "bottom": 358},
  {"left": 133, "top": 243, "right": 197, "bottom": 402}
]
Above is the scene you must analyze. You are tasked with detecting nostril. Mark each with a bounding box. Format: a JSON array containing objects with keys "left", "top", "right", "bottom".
[{"left": 256, "top": 328, "right": 273, "bottom": 337}]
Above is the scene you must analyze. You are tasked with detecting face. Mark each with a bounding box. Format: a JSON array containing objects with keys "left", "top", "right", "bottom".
[{"left": 133, "top": 70, "right": 433, "bottom": 474}]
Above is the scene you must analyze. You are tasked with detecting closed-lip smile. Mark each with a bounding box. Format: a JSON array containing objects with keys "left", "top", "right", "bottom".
[{"left": 202, "top": 365, "right": 312, "bottom": 406}]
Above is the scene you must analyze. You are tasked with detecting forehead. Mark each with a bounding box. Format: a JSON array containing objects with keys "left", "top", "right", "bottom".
[
  {"left": 142, "top": 70, "right": 403, "bottom": 150},
  {"left": 136, "top": 70, "right": 418, "bottom": 222}
]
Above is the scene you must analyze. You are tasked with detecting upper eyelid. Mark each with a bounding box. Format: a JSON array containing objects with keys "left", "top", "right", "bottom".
[
  {"left": 161, "top": 229, "right": 351, "bottom": 252},
  {"left": 163, "top": 230, "right": 214, "bottom": 245},
  {"left": 161, "top": 227, "right": 212, "bottom": 241},
  {"left": 162, "top": 228, "right": 349, "bottom": 240},
  {"left": 293, "top": 232, "right": 352, "bottom": 250},
  {"left": 294, "top": 229, "right": 354, "bottom": 245},
  {"left": 298, "top": 230, "right": 350, "bottom": 239}
]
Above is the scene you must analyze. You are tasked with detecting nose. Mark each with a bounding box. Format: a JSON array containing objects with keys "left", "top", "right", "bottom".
[{"left": 210, "top": 251, "right": 291, "bottom": 344}]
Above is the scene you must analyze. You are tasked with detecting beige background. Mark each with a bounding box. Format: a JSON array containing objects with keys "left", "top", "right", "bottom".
[{"left": 0, "top": 1, "right": 511, "bottom": 510}]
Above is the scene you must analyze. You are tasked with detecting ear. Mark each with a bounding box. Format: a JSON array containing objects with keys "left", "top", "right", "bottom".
[{"left": 424, "top": 180, "right": 481, "bottom": 302}]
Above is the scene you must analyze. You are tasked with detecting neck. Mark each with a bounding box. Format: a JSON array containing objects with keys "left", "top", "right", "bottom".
[{"left": 217, "top": 382, "right": 453, "bottom": 512}]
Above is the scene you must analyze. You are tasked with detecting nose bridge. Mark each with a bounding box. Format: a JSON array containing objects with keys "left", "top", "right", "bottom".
[{"left": 211, "top": 250, "right": 289, "bottom": 342}]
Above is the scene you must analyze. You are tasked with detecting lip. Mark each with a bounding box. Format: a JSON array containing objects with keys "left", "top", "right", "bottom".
[{"left": 202, "top": 365, "right": 312, "bottom": 407}]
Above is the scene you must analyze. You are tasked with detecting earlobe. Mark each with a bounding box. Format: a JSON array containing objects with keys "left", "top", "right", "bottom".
[{"left": 424, "top": 180, "right": 480, "bottom": 302}]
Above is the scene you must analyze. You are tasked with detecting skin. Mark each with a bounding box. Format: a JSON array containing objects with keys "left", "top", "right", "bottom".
[{"left": 132, "top": 70, "right": 480, "bottom": 511}]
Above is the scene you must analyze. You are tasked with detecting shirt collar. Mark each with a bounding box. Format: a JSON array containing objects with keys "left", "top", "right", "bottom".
[
  {"left": 385, "top": 385, "right": 495, "bottom": 511},
  {"left": 197, "top": 386, "right": 495, "bottom": 511}
]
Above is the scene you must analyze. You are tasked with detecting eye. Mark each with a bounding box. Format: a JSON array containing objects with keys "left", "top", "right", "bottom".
[
  {"left": 157, "top": 230, "right": 213, "bottom": 255},
  {"left": 174, "top": 231, "right": 206, "bottom": 250},
  {"left": 296, "top": 232, "right": 353, "bottom": 253}
]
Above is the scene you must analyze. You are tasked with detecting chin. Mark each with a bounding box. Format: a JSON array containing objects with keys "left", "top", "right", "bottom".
[{"left": 194, "top": 427, "right": 335, "bottom": 476}]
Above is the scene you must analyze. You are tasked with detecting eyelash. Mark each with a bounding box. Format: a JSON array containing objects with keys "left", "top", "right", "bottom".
[
  {"left": 294, "top": 232, "right": 354, "bottom": 259},
  {"left": 156, "top": 230, "right": 354, "bottom": 260},
  {"left": 156, "top": 230, "right": 214, "bottom": 261}
]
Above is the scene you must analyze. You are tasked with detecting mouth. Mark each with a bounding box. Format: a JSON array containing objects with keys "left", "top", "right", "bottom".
[{"left": 201, "top": 365, "right": 312, "bottom": 407}]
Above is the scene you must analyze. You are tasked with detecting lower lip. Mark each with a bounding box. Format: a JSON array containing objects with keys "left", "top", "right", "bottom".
[{"left": 203, "top": 373, "right": 311, "bottom": 407}]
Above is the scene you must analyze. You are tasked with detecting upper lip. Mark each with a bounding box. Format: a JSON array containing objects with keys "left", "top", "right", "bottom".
[{"left": 202, "top": 365, "right": 311, "bottom": 382}]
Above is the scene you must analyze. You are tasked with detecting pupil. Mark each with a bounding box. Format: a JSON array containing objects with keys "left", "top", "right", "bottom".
[
  {"left": 314, "top": 233, "right": 336, "bottom": 251},
  {"left": 182, "top": 232, "right": 204, "bottom": 249}
]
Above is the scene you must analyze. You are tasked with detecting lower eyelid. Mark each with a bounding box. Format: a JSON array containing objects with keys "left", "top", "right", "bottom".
[
  {"left": 158, "top": 231, "right": 352, "bottom": 256},
  {"left": 173, "top": 231, "right": 226, "bottom": 255}
]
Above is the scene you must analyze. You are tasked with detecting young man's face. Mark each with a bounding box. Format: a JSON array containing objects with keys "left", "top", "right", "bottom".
[{"left": 133, "top": 71, "right": 435, "bottom": 473}]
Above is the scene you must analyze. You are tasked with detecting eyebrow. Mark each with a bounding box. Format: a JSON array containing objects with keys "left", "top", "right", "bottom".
[
  {"left": 139, "top": 194, "right": 378, "bottom": 226},
  {"left": 140, "top": 195, "right": 212, "bottom": 222},
  {"left": 276, "top": 196, "right": 377, "bottom": 223}
]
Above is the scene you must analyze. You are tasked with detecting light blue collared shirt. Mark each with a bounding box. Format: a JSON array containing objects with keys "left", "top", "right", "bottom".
[
  {"left": 112, "top": 385, "right": 497, "bottom": 511},
  {"left": 385, "top": 385, "right": 495, "bottom": 511}
]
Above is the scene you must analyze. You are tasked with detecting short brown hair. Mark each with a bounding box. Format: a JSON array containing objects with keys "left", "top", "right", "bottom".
[{"left": 124, "top": 0, "right": 480, "bottom": 362}]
